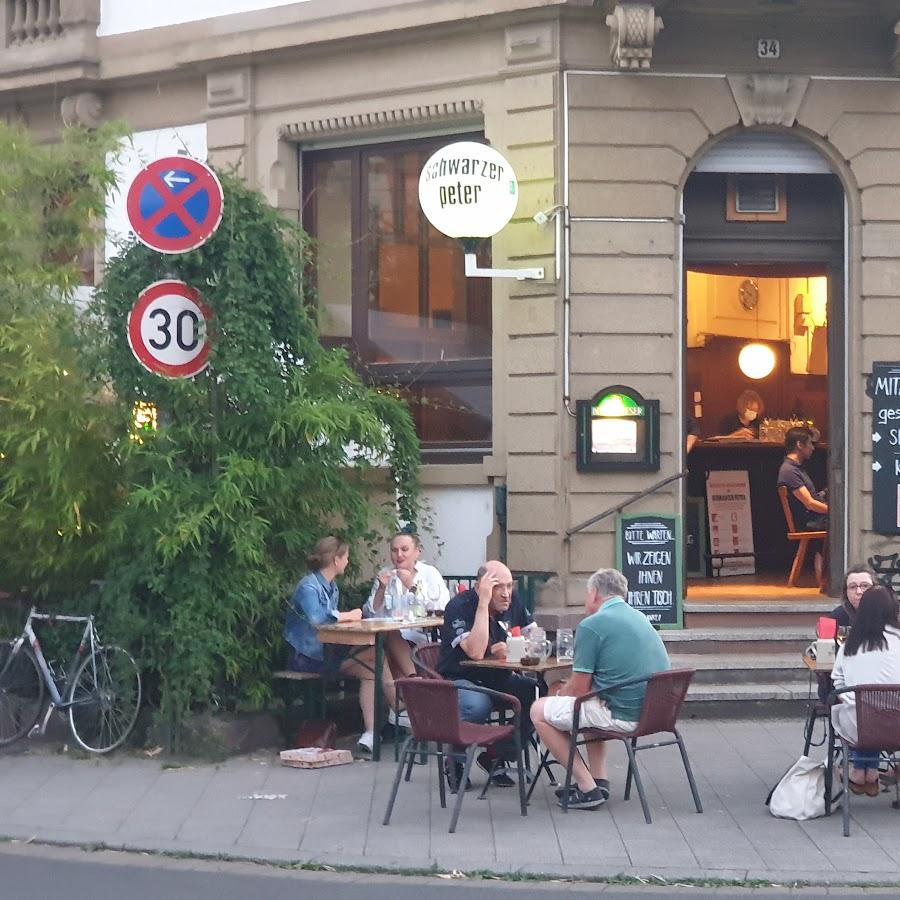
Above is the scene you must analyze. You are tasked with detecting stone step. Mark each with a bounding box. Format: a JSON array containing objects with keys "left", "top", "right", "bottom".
[
  {"left": 681, "top": 681, "right": 817, "bottom": 719},
  {"left": 668, "top": 652, "right": 812, "bottom": 685},
  {"left": 660, "top": 626, "right": 811, "bottom": 654},
  {"left": 684, "top": 601, "right": 836, "bottom": 628}
]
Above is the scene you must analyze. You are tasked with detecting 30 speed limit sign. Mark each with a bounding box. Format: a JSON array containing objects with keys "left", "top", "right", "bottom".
[{"left": 127, "top": 280, "right": 213, "bottom": 378}]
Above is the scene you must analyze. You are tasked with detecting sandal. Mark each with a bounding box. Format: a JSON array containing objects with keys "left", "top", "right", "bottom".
[{"left": 865, "top": 780, "right": 880, "bottom": 797}]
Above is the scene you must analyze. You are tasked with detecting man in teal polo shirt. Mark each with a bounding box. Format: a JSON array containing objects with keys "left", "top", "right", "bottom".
[{"left": 531, "top": 568, "right": 670, "bottom": 810}]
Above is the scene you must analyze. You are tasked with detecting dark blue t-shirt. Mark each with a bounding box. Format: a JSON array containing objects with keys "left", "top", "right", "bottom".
[
  {"left": 777, "top": 457, "right": 822, "bottom": 529},
  {"left": 437, "top": 589, "right": 532, "bottom": 687}
]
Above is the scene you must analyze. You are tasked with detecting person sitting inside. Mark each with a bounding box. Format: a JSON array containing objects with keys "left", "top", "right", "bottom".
[
  {"left": 717, "top": 389, "right": 764, "bottom": 440},
  {"left": 437, "top": 561, "right": 537, "bottom": 793},
  {"left": 777, "top": 426, "right": 828, "bottom": 531},
  {"left": 530, "top": 567, "right": 670, "bottom": 810},
  {"left": 284, "top": 536, "right": 414, "bottom": 756},
  {"left": 365, "top": 530, "right": 450, "bottom": 647},
  {"left": 831, "top": 584, "right": 900, "bottom": 795}
]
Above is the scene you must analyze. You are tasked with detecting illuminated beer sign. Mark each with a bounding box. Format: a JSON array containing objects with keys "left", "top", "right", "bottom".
[
  {"left": 576, "top": 385, "right": 660, "bottom": 472},
  {"left": 418, "top": 141, "right": 519, "bottom": 238}
]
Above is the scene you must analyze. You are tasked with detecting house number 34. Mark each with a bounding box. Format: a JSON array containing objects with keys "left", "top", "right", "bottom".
[{"left": 757, "top": 38, "right": 780, "bottom": 59}]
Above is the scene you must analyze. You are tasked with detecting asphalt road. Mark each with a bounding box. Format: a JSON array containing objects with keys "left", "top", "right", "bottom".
[{"left": 0, "top": 843, "right": 869, "bottom": 898}]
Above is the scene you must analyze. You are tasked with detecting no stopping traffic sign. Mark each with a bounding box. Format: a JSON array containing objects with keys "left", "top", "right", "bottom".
[
  {"left": 126, "top": 156, "right": 224, "bottom": 254},
  {"left": 127, "top": 280, "right": 213, "bottom": 378}
]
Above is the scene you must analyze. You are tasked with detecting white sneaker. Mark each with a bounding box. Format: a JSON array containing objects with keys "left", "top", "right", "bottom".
[
  {"left": 357, "top": 730, "right": 374, "bottom": 754},
  {"left": 388, "top": 709, "right": 411, "bottom": 728}
]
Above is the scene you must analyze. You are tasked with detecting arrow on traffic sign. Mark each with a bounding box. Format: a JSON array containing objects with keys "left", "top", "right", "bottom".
[
  {"left": 163, "top": 170, "right": 192, "bottom": 189},
  {"left": 873, "top": 432, "right": 883, "bottom": 443},
  {"left": 873, "top": 460, "right": 883, "bottom": 472}
]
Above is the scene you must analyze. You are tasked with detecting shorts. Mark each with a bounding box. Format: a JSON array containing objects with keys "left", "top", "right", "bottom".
[
  {"left": 542, "top": 695, "right": 637, "bottom": 734},
  {"left": 289, "top": 645, "right": 360, "bottom": 677}
]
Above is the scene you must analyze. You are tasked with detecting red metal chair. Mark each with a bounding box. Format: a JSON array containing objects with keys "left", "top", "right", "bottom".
[
  {"left": 383, "top": 677, "right": 527, "bottom": 833},
  {"left": 411, "top": 642, "right": 442, "bottom": 680},
  {"left": 828, "top": 683, "right": 900, "bottom": 836},
  {"left": 533, "top": 668, "right": 701, "bottom": 823}
]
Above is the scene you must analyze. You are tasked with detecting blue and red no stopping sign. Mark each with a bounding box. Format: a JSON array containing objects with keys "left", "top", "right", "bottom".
[{"left": 126, "top": 156, "right": 224, "bottom": 254}]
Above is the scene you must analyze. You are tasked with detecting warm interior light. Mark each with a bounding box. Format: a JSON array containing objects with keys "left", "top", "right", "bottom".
[{"left": 738, "top": 343, "right": 776, "bottom": 379}]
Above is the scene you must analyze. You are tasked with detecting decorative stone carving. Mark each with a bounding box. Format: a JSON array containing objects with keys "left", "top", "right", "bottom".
[
  {"left": 280, "top": 99, "right": 483, "bottom": 142},
  {"left": 605, "top": 3, "right": 663, "bottom": 70},
  {"left": 207, "top": 68, "right": 251, "bottom": 112},
  {"left": 60, "top": 92, "right": 103, "bottom": 128},
  {"left": 726, "top": 74, "right": 810, "bottom": 127},
  {"left": 505, "top": 21, "right": 558, "bottom": 64}
]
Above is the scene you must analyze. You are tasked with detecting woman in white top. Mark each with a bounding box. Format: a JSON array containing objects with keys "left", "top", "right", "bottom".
[
  {"left": 831, "top": 584, "right": 900, "bottom": 795},
  {"left": 367, "top": 531, "right": 450, "bottom": 647}
]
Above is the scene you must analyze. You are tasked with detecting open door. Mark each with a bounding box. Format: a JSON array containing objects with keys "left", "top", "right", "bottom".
[{"left": 826, "top": 261, "right": 845, "bottom": 590}]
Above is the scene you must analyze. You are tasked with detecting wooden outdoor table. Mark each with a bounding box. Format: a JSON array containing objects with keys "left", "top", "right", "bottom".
[
  {"left": 461, "top": 656, "right": 573, "bottom": 677},
  {"left": 802, "top": 652, "right": 832, "bottom": 674},
  {"left": 317, "top": 616, "right": 443, "bottom": 761}
]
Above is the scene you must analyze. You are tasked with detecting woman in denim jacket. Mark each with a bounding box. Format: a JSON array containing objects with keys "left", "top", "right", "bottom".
[{"left": 284, "top": 536, "right": 411, "bottom": 755}]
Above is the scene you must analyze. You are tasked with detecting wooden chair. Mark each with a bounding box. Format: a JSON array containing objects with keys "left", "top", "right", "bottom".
[
  {"left": 828, "top": 684, "right": 900, "bottom": 836},
  {"left": 778, "top": 485, "right": 827, "bottom": 588},
  {"left": 383, "top": 678, "right": 527, "bottom": 833}
]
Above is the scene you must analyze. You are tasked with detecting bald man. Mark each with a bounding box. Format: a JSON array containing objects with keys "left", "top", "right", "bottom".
[{"left": 437, "top": 561, "right": 538, "bottom": 793}]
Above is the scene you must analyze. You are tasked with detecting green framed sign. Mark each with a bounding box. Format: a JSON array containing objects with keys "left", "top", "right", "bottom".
[
  {"left": 615, "top": 513, "right": 684, "bottom": 629},
  {"left": 576, "top": 385, "right": 660, "bottom": 472}
]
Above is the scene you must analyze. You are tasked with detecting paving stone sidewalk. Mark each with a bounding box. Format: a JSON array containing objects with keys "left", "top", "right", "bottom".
[{"left": 0, "top": 719, "right": 898, "bottom": 886}]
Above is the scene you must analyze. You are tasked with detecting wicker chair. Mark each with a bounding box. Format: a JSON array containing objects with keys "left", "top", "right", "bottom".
[
  {"left": 529, "top": 668, "right": 702, "bottom": 823},
  {"left": 383, "top": 678, "right": 527, "bottom": 833},
  {"left": 411, "top": 642, "right": 443, "bottom": 680},
  {"left": 829, "top": 683, "right": 900, "bottom": 836}
]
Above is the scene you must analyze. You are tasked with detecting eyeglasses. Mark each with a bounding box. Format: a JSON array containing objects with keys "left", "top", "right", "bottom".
[{"left": 846, "top": 582, "right": 873, "bottom": 593}]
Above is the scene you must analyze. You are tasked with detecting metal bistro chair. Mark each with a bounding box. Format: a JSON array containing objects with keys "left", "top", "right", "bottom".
[
  {"left": 533, "top": 668, "right": 702, "bottom": 823},
  {"left": 828, "top": 683, "right": 900, "bottom": 837},
  {"left": 411, "top": 642, "right": 442, "bottom": 680},
  {"left": 383, "top": 678, "right": 527, "bottom": 833},
  {"left": 777, "top": 485, "right": 827, "bottom": 589}
]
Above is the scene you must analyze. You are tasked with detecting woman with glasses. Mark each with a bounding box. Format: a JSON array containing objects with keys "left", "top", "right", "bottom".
[
  {"left": 831, "top": 584, "right": 900, "bottom": 795},
  {"left": 830, "top": 565, "right": 877, "bottom": 628}
]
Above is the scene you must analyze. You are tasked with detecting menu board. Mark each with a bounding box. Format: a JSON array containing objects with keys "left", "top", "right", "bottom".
[
  {"left": 868, "top": 362, "right": 900, "bottom": 535},
  {"left": 616, "top": 513, "right": 683, "bottom": 629}
]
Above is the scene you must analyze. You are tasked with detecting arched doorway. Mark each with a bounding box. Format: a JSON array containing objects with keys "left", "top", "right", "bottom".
[{"left": 681, "top": 130, "right": 845, "bottom": 597}]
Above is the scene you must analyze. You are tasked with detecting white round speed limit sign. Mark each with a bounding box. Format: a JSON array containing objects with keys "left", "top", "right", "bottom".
[{"left": 127, "top": 280, "right": 213, "bottom": 378}]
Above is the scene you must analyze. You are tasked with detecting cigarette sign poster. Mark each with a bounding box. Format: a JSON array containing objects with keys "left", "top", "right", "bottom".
[{"left": 705, "top": 469, "right": 756, "bottom": 577}]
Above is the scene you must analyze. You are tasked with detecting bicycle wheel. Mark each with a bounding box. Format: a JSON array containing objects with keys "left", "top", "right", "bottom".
[
  {"left": 0, "top": 643, "right": 45, "bottom": 746},
  {"left": 67, "top": 646, "right": 141, "bottom": 754}
]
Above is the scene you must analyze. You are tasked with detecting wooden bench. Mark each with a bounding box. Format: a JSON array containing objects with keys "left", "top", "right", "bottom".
[{"left": 272, "top": 670, "right": 326, "bottom": 719}]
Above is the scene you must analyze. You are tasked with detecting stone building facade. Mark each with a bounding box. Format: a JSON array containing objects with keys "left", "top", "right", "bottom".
[{"left": 4, "top": 0, "right": 900, "bottom": 605}]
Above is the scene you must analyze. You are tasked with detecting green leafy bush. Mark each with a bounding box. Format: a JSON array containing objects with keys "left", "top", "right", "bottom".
[{"left": 90, "top": 172, "right": 420, "bottom": 742}]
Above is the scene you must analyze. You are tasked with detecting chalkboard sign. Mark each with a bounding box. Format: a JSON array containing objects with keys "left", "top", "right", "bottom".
[
  {"left": 615, "top": 513, "right": 683, "bottom": 629},
  {"left": 868, "top": 362, "right": 900, "bottom": 535}
]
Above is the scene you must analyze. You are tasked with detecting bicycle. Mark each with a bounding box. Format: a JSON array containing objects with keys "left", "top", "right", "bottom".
[{"left": 0, "top": 608, "right": 141, "bottom": 754}]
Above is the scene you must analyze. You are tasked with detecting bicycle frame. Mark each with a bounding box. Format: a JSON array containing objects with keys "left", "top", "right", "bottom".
[{"left": 7, "top": 607, "right": 97, "bottom": 711}]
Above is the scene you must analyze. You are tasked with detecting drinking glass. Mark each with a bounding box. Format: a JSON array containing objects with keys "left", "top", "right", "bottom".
[{"left": 556, "top": 628, "right": 574, "bottom": 661}]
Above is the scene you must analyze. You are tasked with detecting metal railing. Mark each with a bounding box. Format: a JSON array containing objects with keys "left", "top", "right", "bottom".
[{"left": 565, "top": 470, "right": 687, "bottom": 539}]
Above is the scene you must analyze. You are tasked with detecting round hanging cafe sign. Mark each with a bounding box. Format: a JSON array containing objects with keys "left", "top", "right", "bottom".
[{"left": 418, "top": 141, "right": 519, "bottom": 239}]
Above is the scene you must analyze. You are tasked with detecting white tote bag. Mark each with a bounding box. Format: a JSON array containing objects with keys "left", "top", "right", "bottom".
[{"left": 766, "top": 755, "right": 826, "bottom": 820}]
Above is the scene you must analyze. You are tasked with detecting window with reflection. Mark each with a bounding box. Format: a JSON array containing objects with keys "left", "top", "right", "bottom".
[{"left": 303, "top": 135, "right": 492, "bottom": 454}]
